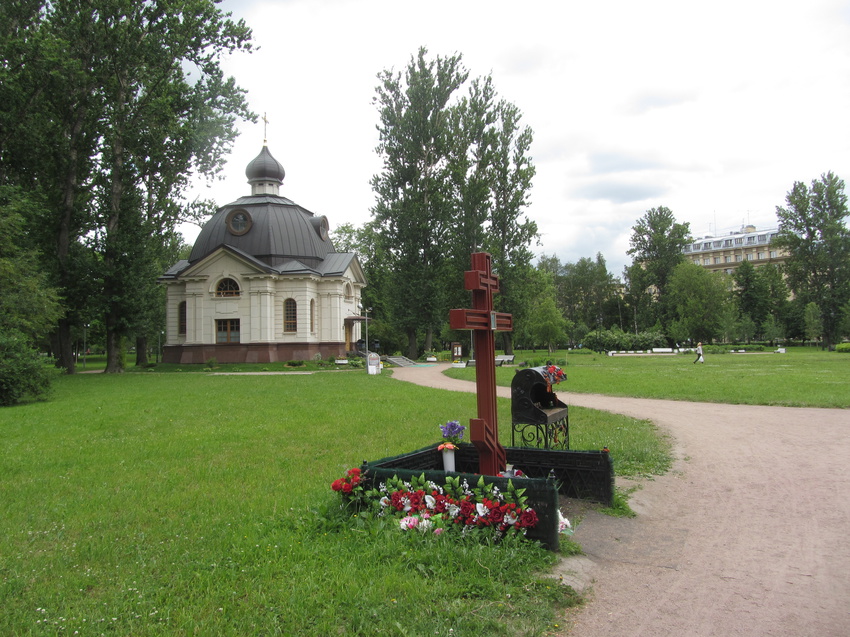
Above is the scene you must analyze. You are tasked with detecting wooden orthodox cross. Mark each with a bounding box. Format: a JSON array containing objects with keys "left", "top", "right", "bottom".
[{"left": 449, "top": 252, "right": 512, "bottom": 475}]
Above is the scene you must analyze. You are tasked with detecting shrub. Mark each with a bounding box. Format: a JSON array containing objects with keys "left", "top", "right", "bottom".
[
  {"left": 0, "top": 330, "right": 55, "bottom": 406},
  {"left": 836, "top": 343, "right": 850, "bottom": 353},
  {"left": 583, "top": 329, "right": 667, "bottom": 352},
  {"left": 286, "top": 359, "right": 305, "bottom": 367}
]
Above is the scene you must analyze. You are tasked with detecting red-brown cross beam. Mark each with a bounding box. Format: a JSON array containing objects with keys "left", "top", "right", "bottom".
[{"left": 449, "top": 252, "right": 512, "bottom": 475}]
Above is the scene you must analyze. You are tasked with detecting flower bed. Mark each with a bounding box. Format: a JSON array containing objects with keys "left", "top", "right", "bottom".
[
  {"left": 349, "top": 442, "right": 613, "bottom": 551},
  {"left": 332, "top": 465, "right": 558, "bottom": 548}
]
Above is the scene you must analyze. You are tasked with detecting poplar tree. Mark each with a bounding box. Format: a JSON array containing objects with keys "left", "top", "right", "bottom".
[
  {"left": 371, "top": 48, "right": 537, "bottom": 357},
  {"left": 774, "top": 172, "right": 850, "bottom": 348},
  {"left": 485, "top": 100, "right": 538, "bottom": 355},
  {"left": 626, "top": 206, "right": 691, "bottom": 332},
  {"left": 371, "top": 47, "right": 467, "bottom": 358}
]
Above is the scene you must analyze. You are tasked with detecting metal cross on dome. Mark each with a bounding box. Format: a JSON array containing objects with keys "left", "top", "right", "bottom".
[{"left": 449, "top": 252, "right": 512, "bottom": 475}]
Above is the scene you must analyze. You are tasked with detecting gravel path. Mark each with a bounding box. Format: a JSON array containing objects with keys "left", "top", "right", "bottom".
[{"left": 389, "top": 363, "right": 850, "bottom": 637}]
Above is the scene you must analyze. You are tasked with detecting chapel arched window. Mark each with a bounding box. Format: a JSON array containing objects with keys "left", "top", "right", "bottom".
[{"left": 216, "top": 278, "right": 240, "bottom": 297}]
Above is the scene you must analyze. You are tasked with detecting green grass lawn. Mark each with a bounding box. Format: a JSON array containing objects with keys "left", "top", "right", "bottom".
[
  {"left": 14, "top": 344, "right": 839, "bottom": 634},
  {"left": 4, "top": 370, "right": 660, "bottom": 636},
  {"left": 447, "top": 346, "right": 850, "bottom": 408}
]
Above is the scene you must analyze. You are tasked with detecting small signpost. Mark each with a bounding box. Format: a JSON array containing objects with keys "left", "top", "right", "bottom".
[{"left": 449, "top": 252, "right": 512, "bottom": 475}]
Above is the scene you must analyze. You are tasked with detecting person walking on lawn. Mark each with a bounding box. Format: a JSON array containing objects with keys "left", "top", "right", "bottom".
[{"left": 694, "top": 342, "right": 704, "bottom": 364}]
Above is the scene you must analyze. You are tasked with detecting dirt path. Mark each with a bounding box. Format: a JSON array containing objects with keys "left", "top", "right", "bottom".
[{"left": 389, "top": 363, "right": 850, "bottom": 636}]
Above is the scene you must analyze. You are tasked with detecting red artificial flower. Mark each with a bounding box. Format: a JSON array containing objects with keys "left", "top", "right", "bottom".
[
  {"left": 432, "top": 495, "right": 448, "bottom": 513},
  {"left": 389, "top": 491, "right": 405, "bottom": 510},
  {"left": 342, "top": 482, "right": 353, "bottom": 493},
  {"left": 488, "top": 505, "right": 506, "bottom": 526},
  {"left": 458, "top": 499, "right": 476, "bottom": 523},
  {"left": 331, "top": 478, "right": 345, "bottom": 492},
  {"left": 518, "top": 508, "right": 539, "bottom": 528}
]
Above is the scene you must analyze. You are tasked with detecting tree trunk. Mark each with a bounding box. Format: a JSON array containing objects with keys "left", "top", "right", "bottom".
[
  {"left": 423, "top": 327, "right": 434, "bottom": 353},
  {"left": 406, "top": 329, "right": 418, "bottom": 360},
  {"left": 54, "top": 318, "right": 76, "bottom": 373},
  {"left": 105, "top": 326, "right": 124, "bottom": 373},
  {"left": 501, "top": 332, "right": 514, "bottom": 356},
  {"left": 104, "top": 90, "right": 126, "bottom": 373},
  {"left": 135, "top": 335, "right": 148, "bottom": 367},
  {"left": 53, "top": 101, "right": 88, "bottom": 374}
]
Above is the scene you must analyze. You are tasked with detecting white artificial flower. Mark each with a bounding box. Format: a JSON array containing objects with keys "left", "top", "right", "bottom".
[
  {"left": 476, "top": 503, "right": 489, "bottom": 517},
  {"left": 424, "top": 494, "right": 436, "bottom": 509},
  {"left": 558, "top": 511, "right": 573, "bottom": 534}
]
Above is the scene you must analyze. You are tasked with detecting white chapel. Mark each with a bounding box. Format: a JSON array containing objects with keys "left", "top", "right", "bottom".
[{"left": 159, "top": 144, "right": 366, "bottom": 364}]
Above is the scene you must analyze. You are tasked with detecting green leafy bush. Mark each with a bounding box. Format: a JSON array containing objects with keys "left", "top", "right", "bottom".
[
  {"left": 836, "top": 343, "right": 850, "bottom": 353},
  {"left": 0, "top": 330, "right": 55, "bottom": 406},
  {"left": 582, "top": 328, "right": 667, "bottom": 352}
]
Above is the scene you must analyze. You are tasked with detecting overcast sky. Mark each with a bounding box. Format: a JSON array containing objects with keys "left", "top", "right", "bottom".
[{"left": 182, "top": 0, "right": 850, "bottom": 276}]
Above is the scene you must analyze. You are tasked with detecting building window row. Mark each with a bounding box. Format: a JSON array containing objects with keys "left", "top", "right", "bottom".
[{"left": 182, "top": 286, "right": 319, "bottom": 339}]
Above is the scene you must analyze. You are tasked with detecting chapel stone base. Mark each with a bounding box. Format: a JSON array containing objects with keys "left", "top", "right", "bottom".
[{"left": 162, "top": 342, "right": 346, "bottom": 364}]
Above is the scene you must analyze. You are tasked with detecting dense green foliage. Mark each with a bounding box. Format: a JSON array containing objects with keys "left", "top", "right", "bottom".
[
  {"left": 0, "top": 330, "right": 56, "bottom": 405},
  {"left": 0, "top": 188, "right": 63, "bottom": 403},
  {"left": 624, "top": 206, "right": 692, "bottom": 331},
  {"left": 0, "top": 0, "right": 253, "bottom": 372},
  {"left": 774, "top": 172, "right": 850, "bottom": 347},
  {"left": 369, "top": 47, "right": 537, "bottom": 357},
  {"left": 581, "top": 328, "right": 668, "bottom": 353}
]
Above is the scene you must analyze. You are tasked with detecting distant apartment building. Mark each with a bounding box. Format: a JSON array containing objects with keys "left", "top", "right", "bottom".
[{"left": 684, "top": 225, "right": 787, "bottom": 274}]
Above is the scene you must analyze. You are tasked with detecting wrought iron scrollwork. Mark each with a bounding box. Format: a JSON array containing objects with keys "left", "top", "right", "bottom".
[{"left": 511, "top": 414, "right": 569, "bottom": 450}]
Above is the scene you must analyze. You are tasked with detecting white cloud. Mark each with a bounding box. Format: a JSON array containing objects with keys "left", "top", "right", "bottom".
[{"left": 183, "top": 0, "right": 850, "bottom": 276}]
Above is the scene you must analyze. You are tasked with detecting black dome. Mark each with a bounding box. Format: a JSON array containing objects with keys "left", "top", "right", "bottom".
[
  {"left": 188, "top": 146, "right": 335, "bottom": 269},
  {"left": 245, "top": 145, "right": 285, "bottom": 184}
]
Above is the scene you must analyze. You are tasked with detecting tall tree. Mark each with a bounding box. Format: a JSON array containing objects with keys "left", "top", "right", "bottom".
[
  {"left": 0, "top": 0, "right": 254, "bottom": 373},
  {"left": 774, "top": 172, "right": 850, "bottom": 348},
  {"left": 94, "top": 1, "right": 253, "bottom": 372},
  {"left": 485, "top": 100, "right": 537, "bottom": 355},
  {"left": 371, "top": 47, "right": 468, "bottom": 358},
  {"left": 803, "top": 302, "right": 824, "bottom": 345},
  {"left": 626, "top": 206, "right": 691, "bottom": 332},
  {"left": 732, "top": 260, "right": 770, "bottom": 328},
  {"left": 758, "top": 263, "right": 790, "bottom": 326},
  {"left": 0, "top": 0, "right": 102, "bottom": 371},
  {"left": 371, "top": 49, "right": 537, "bottom": 358},
  {"left": 560, "top": 254, "right": 616, "bottom": 331},
  {"left": 666, "top": 262, "right": 731, "bottom": 343}
]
